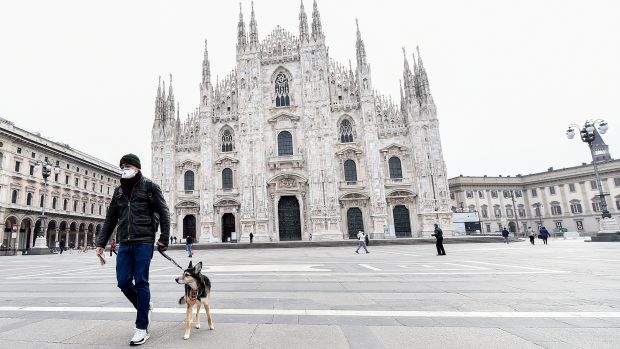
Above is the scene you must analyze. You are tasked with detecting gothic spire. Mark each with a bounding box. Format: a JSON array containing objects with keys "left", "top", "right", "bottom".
[
  {"left": 311, "top": 0, "right": 323, "bottom": 40},
  {"left": 167, "top": 73, "right": 174, "bottom": 104},
  {"left": 355, "top": 18, "right": 367, "bottom": 68},
  {"left": 155, "top": 76, "right": 162, "bottom": 120},
  {"left": 416, "top": 46, "right": 434, "bottom": 105},
  {"left": 202, "top": 39, "right": 211, "bottom": 84},
  {"left": 237, "top": 3, "right": 247, "bottom": 50},
  {"left": 249, "top": 1, "right": 259, "bottom": 48},
  {"left": 299, "top": 1, "right": 309, "bottom": 42}
]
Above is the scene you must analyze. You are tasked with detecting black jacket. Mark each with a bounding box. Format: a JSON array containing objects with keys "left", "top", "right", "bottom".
[
  {"left": 432, "top": 227, "right": 443, "bottom": 241},
  {"left": 96, "top": 177, "right": 170, "bottom": 247}
]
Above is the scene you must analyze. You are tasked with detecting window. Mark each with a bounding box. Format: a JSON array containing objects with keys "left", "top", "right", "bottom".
[
  {"left": 84, "top": 181, "right": 88, "bottom": 189},
  {"left": 17, "top": 147, "right": 21, "bottom": 154},
  {"left": 222, "top": 168, "right": 233, "bottom": 189},
  {"left": 11, "top": 190, "right": 18, "bottom": 204},
  {"left": 518, "top": 205, "right": 526, "bottom": 217},
  {"left": 92, "top": 183, "right": 95, "bottom": 191},
  {"left": 85, "top": 170, "right": 88, "bottom": 175},
  {"left": 569, "top": 183, "right": 576, "bottom": 192},
  {"left": 26, "top": 193, "right": 33, "bottom": 205},
  {"left": 494, "top": 206, "right": 501, "bottom": 218},
  {"left": 52, "top": 197, "right": 57, "bottom": 209},
  {"left": 40, "top": 195, "right": 45, "bottom": 207},
  {"left": 615, "top": 177, "right": 620, "bottom": 187},
  {"left": 339, "top": 119, "right": 354, "bottom": 143},
  {"left": 99, "top": 205, "right": 103, "bottom": 215},
  {"left": 590, "top": 180, "right": 597, "bottom": 190},
  {"left": 66, "top": 164, "right": 70, "bottom": 169},
  {"left": 100, "top": 185, "right": 103, "bottom": 193},
  {"left": 503, "top": 191, "right": 510, "bottom": 199},
  {"left": 549, "top": 186, "right": 556, "bottom": 195},
  {"left": 274, "top": 72, "right": 290, "bottom": 107},
  {"left": 478, "top": 190, "right": 484, "bottom": 199},
  {"left": 63, "top": 199, "right": 68, "bottom": 210},
  {"left": 344, "top": 160, "right": 357, "bottom": 182},
  {"left": 534, "top": 205, "right": 542, "bottom": 217},
  {"left": 570, "top": 201, "right": 583, "bottom": 214},
  {"left": 616, "top": 199, "right": 620, "bottom": 210},
  {"left": 277, "top": 131, "right": 293, "bottom": 156},
  {"left": 515, "top": 190, "right": 522, "bottom": 198},
  {"left": 550, "top": 202, "right": 562, "bottom": 215},
  {"left": 506, "top": 206, "right": 514, "bottom": 217},
  {"left": 592, "top": 202, "right": 601, "bottom": 212},
  {"left": 54, "top": 173, "right": 59, "bottom": 182},
  {"left": 184, "top": 171, "right": 195, "bottom": 191},
  {"left": 75, "top": 178, "right": 79, "bottom": 186},
  {"left": 15, "top": 161, "right": 21, "bottom": 172},
  {"left": 221, "top": 129, "right": 234, "bottom": 152},
  {"left": 65, "top": 175, "right": 69, "bottom": 184},
  {"left": 73, "top": 201, "right": 78, "bottom": 212},
  {"left": 466, "top": 191, "right": 473, "bottom": 199},
  {"left": 31, "top": 152, "right": 35, "bottom": 158},
  {"left": 485, "top": 224, "right": 491, "bottom": 233},
  {"left": 481, "top": 206, "right": 488, "bottom": 218},
  {"left": 491, "top": 190, "right": 498, "bottom": 199},
  {"left": 91, "top": 203, "right": 95, "bottom": 214},
  {"left": 450, "top": 192, "right": 455, "bottom": 200},
  {"left": 388, "top": 157, "right": 403, "bottom": 179},
  {"left": 29, "top": 165, "right": 34, "bottom": 176},
  {"left": 531, "top": 188, "right": 537, "bottom": 197}
]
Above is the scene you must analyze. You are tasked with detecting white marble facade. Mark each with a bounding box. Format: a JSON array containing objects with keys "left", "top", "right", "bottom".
[{"left": 151, "top": 1, "right": 452, "bottom": 243}]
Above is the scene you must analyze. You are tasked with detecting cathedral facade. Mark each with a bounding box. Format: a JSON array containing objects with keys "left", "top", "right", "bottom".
[{"left": 151, "top": 1, "right": 452, "bottom": 243}]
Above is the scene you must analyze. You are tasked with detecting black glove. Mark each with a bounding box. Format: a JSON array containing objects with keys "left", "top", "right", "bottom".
[{"left": 157, "top": 240, "right": 168, "bottom": 252}]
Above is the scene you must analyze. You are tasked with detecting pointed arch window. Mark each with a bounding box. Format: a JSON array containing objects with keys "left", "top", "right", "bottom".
[
  {"left": 63, "top": 199, "right": 68, "bottom": 211},
  {"left": 40, "top": 195, "right": 45, "bottom": 208},
  {"left": 52, "top": 197, "right": 57, "bottom": 209},
  {"left": 26, "top": 192, "right": 33, "bottom": 206},
  {"left": 11, "top": 190, "right": 18, "bottom": 204},
  {"left": 221, "top": 129, "right": 234, "bottom": 152},
  {"left": 274, "top": 72, "right": 290, "bottom": 107},
  {"left": 222, "top": 168, "right": 233, "bottom": 190},
  {"left": 344, "top": 160, "right": 358, "bottom": 182},
  {"left": 278, "top": 131, "right": 293, "bottom": 156},
  {"left": 388, "top": 156, "right": 403, "bottom": 179},
  {"left": 339, "top": 119, "right": 354, "bottom": 143},
  {"left": 184, "top": 171, "right": 195, "bottom": 191}
]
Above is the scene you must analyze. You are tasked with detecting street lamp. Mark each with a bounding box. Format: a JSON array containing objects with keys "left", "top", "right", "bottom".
[
  {"left": 504, "top": 190, "right": 521, "bottom": 238},
  {"left": 29, "top": 161, "right": 61, "bottom": 254},
  {"left": 566, "top": 119, "right": 620, "bottom": 237}
]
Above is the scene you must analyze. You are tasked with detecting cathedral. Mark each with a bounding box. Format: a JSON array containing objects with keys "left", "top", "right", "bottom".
[{"left": 151, "top": 1, "right": 452, "bottom": 243}]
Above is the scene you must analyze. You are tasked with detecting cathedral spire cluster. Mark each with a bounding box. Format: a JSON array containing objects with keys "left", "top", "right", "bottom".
[
  {"left": 154, "top": 74, "right": 176, "bottom": 122},
  {"left": 299, "top": 1, "right": 309, "bottom": 42},
  {"left": 311, "top": 0, "right": 324, "bottom": 40},
  {"left": 355, "top": 18, "right": 367, "bottom": 68}
]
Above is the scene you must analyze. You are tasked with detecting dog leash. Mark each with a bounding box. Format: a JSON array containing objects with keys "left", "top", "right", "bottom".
[{"left": 157, "top": 248, "right": 183, "bottom": 270}]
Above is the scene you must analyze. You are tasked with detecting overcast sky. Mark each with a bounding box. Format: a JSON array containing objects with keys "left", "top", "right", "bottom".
[{"left": 1, "top": 0, "right": 618, "bottom": 178}]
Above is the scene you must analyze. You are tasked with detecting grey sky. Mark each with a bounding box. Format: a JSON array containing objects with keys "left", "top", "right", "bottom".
[{"left": 1, "top": 0, "right": 618, "bottom": 178}]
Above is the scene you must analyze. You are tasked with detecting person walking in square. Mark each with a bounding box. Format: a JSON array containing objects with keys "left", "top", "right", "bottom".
[
  {"left": 95, "top": 154, "right": 170, "bottom": 346},
  {"left": 186, "top": 235, "right": 194, "bottom": 258},
  {"left": 109, "top": 239, "right": 117, "bottom": 256},
  {"left": 432, "top": 224, "right": 446, "bottom": 255},
  {"left": 59, "top": 238, "right": 65, "bottom": 255},
  {"left": 502, "top": 227, "right": 510, "bottom": 244},
  {"left": 539, "top": 226, "right": 550, "bottom": 245},
  {"left": 528, "top": 227, "right": 535, "bottom": 245},
  {"left": 249, "top": 232, "right": 254, "bottom": 244},
  {"left": 355, "top": 230, "right": 369, "bottom": 254}
]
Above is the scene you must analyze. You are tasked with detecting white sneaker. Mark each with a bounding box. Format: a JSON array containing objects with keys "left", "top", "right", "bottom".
[{"left": 130, "top": 328, "right": 150, "bottom": 346}]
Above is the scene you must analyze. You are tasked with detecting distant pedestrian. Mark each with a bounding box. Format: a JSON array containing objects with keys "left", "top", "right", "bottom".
[
  {"left": 170, "top": 236, "right": 173, "bottom": 245},
  {"left": 173, "top": 236, "right": 177, "bottom": 244},
  {"left": 59, "top": 238, "right": 65, "bottom": 255},
  {"left": 355, "top": 231, "right": 369, "bottom": 254},
  {"left": 249, "top": 232, "right": 254, "bottom": 244},
  {"left": 502, "top": 227, "right": 510, "bottom": 244},
  {"left": 432, "top": 224, "right": 446, "bottom": 255},
  {"left": 528, "top": 227, "right": 535, "bottom": 245},
  {"left": 110, "top": 239, "right": 117, "bottom": 256},
  {"left": 186, "top": 235, "right": 194, "bottom": 258},
  {"left": 539, "top": 226, "right": 550, "bottom": 245},
  {"left": 364, "top": 233, "right": 370, "bottom": 246}
]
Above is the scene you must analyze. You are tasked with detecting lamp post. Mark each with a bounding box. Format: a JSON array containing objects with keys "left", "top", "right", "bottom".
[
  {"left": 504, "top": 190, "right": 521, "bottom": 238},
  {"left": 566, "top": 120, "right": 620, "bottom": 238},
  {"left": 29, "top": 161, "right": 61, "bottom": 255}
]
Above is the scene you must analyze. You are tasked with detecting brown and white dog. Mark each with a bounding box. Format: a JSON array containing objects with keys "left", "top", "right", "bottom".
[{"left": 175, "top": 261, "right": 214, "bottom": 339}]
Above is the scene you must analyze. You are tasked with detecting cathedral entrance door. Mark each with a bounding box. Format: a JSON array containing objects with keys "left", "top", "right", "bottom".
[
  {"left": 222, "top": 213, "right": 235, "bottom": 242},
  {"left": 393, "top": 205, "right": 412, "bottom": 237},
  {"left": 347, "top": 207, "right": 364, "bottom": 239},
  {"left": 278, "top": 196, "right": 301, "bottom": 241},
  {"left": 183, "top": 215, "right": 196, "bottom": 240}
]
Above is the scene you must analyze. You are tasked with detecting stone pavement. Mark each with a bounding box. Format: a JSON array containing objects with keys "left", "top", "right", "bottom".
[{"left": 1, "top": 238, "right": 619, "bottom": 348}]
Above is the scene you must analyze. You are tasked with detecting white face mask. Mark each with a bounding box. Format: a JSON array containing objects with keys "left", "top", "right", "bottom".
[{"left": 121, "top": 168, "right": 137, "bottom": 179}]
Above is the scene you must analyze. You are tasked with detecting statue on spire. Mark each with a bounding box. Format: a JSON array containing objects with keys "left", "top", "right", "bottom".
[
  {"left": 355, "top": 19, "right": 367, "bottom": 68},
  {"left": 249, "top": 1, "right": 259, "bottom": 48},
  {"left": 202, "top": 39, "right": 211, "bottom": 84},
  {"left": 237, "top": 3, "right": 247, "bottom": 50},
  {"left": 311, "top": 0, "right": 323, "bottom": 40}
]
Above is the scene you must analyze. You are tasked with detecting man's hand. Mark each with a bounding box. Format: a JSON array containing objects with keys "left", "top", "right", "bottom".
[
  {"left": 96, "top": 247, "right": 104, "bottom": 255},
  {"left": 156, "top": 240, "right": 168, "bottom": 252}
]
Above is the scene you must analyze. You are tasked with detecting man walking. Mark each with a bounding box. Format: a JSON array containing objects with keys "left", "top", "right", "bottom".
[
  {"left": 528, "top": 227, "right": 535, "bottom": 245},
  {"left": 95, "top": 154, "right": 170, "bottom": 346},
  {"left": 432, "top": 224, "right": 446, "bottom": 256},
  {"left": 186, "top": 235, "right": 194, "bottom": 258},
  {"left": 539, "top": 226, "right": 550, "bottom": 245},
  {"left": 59, "top": 238, "right": 65, "bottom": 255},
  {"left": 355, "top": 230, "right": 369, "bottom": 254},
  {"left": 249, "top": 232, "right": 254, "bottom": 244},
  {"left": 502, "top": 227, "right": 510, "bottom": 244}
]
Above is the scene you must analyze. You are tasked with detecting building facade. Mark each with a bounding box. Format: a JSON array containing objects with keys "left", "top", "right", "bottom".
[
  {"left": 151, "top": 1, "right": 452, "bottom": 243},
  {"left": 0, "top": 117, "right": 119, "bottom": 250},
  {"left": 449, "top": 159, "right": 620, "bottom": 235}
]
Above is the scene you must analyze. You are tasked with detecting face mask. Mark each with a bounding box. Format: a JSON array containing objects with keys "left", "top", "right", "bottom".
[{"left": 121, "top": 168, "right": 137, "bottom": 179}]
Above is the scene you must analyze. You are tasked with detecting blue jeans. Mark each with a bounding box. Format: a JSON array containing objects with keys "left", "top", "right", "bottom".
[
  {"left": 186, "top": 244, "right": 193, "bottom": 257},
  {"left": 116, "top": 243, "right": 153, "bottom": 330}
]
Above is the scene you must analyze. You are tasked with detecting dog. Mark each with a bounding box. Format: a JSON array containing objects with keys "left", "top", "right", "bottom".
[{"left": 175, "top": 261, "right": 214, "bottom": 339}]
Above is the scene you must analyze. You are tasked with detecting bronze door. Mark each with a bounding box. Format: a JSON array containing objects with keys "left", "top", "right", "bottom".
[{"left": 278, "top": 196, "right": 301, "bottom": 241}]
